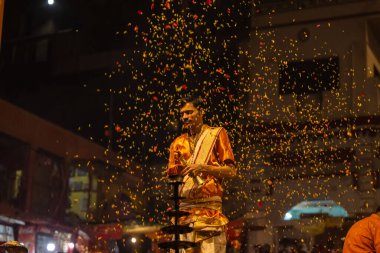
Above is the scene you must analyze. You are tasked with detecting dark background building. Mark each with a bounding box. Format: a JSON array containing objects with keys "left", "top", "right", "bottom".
[
  {"left": 0, "top": 0, "right": 251, "bottom": 164},
  {"left": 0, "top": 1, "right": 251, "bottom": 252}
]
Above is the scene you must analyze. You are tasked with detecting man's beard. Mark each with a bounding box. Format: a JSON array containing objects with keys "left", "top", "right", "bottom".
[
  {"left": 182, "top": 121, "right": 202, "bottom": 135},
  {"left": 182, "top": 123, "right": 191, "bottom": 133}
]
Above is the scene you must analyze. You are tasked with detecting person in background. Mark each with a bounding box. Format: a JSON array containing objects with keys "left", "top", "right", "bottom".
[{"left": 343, "top": 206, "right": 380, "bottom": 252}]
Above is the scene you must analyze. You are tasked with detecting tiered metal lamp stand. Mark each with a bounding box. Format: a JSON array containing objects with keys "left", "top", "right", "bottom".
[{"left": 158, "top": 175, "right": 197, "bottom": 253}]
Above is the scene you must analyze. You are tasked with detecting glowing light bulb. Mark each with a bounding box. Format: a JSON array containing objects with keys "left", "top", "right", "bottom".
[
  {"left": 68, "top": 242, "right": 75, "bottom": 249},
  {"left": 284, "top": 212, "right": 293, "bottom": 220},
  {"left": 47, "top": 243, "right": 56, "bottom": 252}
]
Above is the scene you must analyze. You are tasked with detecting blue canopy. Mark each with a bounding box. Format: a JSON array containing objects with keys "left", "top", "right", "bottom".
[{"left": 284, "top": 200, "right": 349, "bottom": 220}]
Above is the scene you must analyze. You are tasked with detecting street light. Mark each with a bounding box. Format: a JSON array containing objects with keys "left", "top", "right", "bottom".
[
  {"left": 68, "top": 242, "right": 75, "bottom": 249},
  {"left": 47, "top": 0, "right": 54, "bottom": 5},
  {"left": 46, "top": 243, "right": 56, "bottom": 252},
  {"left": 284, "top": 212, "right": 292, "bottom": 220}
]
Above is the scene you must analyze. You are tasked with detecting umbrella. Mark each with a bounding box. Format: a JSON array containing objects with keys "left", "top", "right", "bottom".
[
  {"left": 284, "top": 200, "right": 348, "bottom": 221},
  {"left": 283, "top": 200, "right": 348, "bottom": 236}
]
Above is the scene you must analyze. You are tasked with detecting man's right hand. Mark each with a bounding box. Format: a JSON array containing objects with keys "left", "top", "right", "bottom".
[{"left": 167, "top": 164, "right": 186, "bottom": 176}]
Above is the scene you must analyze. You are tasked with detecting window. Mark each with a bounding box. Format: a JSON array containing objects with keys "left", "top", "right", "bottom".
[
  {"left": 279, "top": 57, "right": 340, "bottom": 95},
  {"left": 80, "top": 198, "right": 88, "bottom": 212},
  {"left": 67, "top": 161, "right": 99, "bottom": 219},
  {"left": 31, "top": 150, "right": 65, "bottom": 216},
  {"left": 35, "top": 39, "right": 49, "bottom": 62},
  {"left": 69, "top": 181, "right": 83, "bottom": 192},
  {"left": 36, "top": 234, "right": 54, "bottom": 253},
  {"left": 0, "top": 225, "right": 14, "bottom": 242},
  {"left": 0, "top": 133, "right": 29, "bottom": 208},
  {"left": 76, "top": 168, "right": 88, "bottom": 177}
]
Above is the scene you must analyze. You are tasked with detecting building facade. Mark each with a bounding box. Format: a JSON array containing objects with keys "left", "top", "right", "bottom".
[
  {"left": 0, "top": 99, "right": 144, "bottom": 253},
  {"left": 238, "top": 0, "right": 380, "bottom": 251}
]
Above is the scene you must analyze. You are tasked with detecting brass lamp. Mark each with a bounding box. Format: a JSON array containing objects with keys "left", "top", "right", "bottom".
[{"left": 0, "top": 241, "right": 28, "bottom": 253}]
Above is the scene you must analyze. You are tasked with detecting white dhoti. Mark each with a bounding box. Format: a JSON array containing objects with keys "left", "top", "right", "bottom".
[{"left": 178, "top": 231, "right": 226, "bottom": 253}]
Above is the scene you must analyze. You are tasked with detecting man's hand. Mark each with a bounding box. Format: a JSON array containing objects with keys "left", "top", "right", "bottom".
[
  {"left": 181, "top": 164, "right": 203, "bottom": 177},
  {"left": 167, "top": 164, "right": 186, "bottom": 176},
  {"left": 180, "top": 163, "right": 236, "bottom": 179}
]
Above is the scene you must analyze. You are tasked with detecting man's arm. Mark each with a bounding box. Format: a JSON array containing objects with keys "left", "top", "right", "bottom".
[
  {"left": 167, "top": 142, "right": 184, "bottom": 176},
  {"left": 181, "top": 162, "right": 236, "bottom": 179}
]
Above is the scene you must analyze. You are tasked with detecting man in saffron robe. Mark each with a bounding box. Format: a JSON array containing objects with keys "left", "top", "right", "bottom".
[
  {"left": 343, "top": 208, "right": 380, "bottom": 253},
  {"left": 167, "top": 96, "right": 236, "bottom": 253}
]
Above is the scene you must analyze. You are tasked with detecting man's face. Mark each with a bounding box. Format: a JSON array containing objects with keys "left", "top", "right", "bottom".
[{"left": 180, "top": 102, "right": 203, "bottom": 131}]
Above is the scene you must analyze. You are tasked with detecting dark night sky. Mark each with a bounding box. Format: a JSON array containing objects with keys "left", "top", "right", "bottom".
[{"left": 0, "top": 0, "right": 251, "bottom": 164}]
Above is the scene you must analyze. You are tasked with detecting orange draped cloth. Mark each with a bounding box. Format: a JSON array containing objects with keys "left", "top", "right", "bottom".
[
  {"left": 167, "top": 125, "right": 235, "bottom": 230},
  {"left": 343, "top": 214, "right": 380, "bottom": 253}
]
